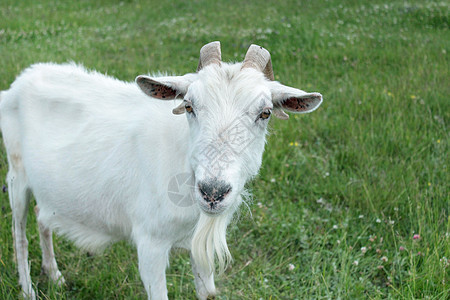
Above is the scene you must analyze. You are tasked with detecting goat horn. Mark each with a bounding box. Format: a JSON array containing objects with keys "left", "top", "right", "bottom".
[
  {"left": 241, "top": 44, "right": 274, "bottom": 81},
  {"left": 197, "top": 41, "right": 221, "bottom": 72}
]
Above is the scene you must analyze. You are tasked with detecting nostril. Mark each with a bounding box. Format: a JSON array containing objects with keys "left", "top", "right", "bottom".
[
  {"left": 198, "top": 184, "right": 207, "bottom": 198},
  {"left": 198, "top": 179, "right": 232, "bottom": 203}
]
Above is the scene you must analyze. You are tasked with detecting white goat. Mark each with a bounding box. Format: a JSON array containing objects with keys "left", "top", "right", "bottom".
[{"left": 1, "top": 42, "right": 322, "bottom": 299}]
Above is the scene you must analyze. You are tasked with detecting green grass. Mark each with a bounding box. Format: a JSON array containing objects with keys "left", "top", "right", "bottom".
[{"left": 0, "top": 0, "right": 448, "bottom": 299}]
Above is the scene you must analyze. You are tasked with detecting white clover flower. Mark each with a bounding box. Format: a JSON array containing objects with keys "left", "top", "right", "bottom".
[{"left": 440, "top": 257, "right": 449, "bottom": 268}]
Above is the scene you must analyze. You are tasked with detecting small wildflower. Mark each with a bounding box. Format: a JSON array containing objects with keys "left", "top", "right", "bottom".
[
  {"left": 376, "top": 218, "right": 381, "bottom": 223},
  {"left": 389, "top": 220, "right": 395, "bottom": 225},
  {"left": 394, "top": 207, "right": 399, "bottom": 211},
  {"left": 376, "top": 249, "right": 382, "bottom": 254},
  {"left": 270, "top": 178, "right": 276, "bottom": 183},
  {"left": 359, "top": 214, "right": 364, "bottom": 219},
  {"left": 428, "top": 182, "right": 431, "bottom": 186},
  {"left": 413, "top": 234, "right": 420, "bottom": 240},
  {"left": 361, "top": 247, "right": 367, "bottom": 254},
  {"left": 399, "top": 246, "right": 405, "bottom": 251},
  {"left": 349, "top": 246, "right": 353, "bottom": 250},
  {"left": 381, "top": 256, "right": 388, "bottom": 262},
  {"left": 437, "top": 139, "right": 440, "bottom": 144},
  {"left": 377, "top": 265, "right": 384, "bottom": 270},
  {"left": 353, "top": 260, "right": 359, "bottom": 266},
  {"left": 324, "top": 172, "right": 330, "bottom": 177},
  {"left": 289, "top": 142, "right": 293, "bottom": 146},
  {"left": 440, "top": 257, "right": 449, "bottom": 268},
  {"left": 418, "top": 251, "right": 422, "bottom": 256},
  {"left": 337, "top": 240, "right": 341, "bottom": 245},
  {"left": 333, "top": 225, "right": 338, "bottom": 229},
  {"left": 288, "top": 263, "right": 295, "bottom": 271},
  {"left": 410, "top": 95, "right": 416, "bottom": 99},
  {"left": 387, "top": 92, "right": 393, "bottom": 97},
  {"left": 257, "top": 202, "right": 263, "bottom": 208},
  {"left": 369, "top": 236, "right": 376, "bottom": 242}
]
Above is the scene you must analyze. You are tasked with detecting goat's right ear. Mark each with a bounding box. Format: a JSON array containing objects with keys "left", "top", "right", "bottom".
[{"left": 135, "top": 74, "right": 196, "bottom": 100}]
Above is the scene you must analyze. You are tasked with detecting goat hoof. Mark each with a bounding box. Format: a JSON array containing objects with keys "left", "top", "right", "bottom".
[{"left": 22, "top": 288, "right": 36, "bottom": 300}]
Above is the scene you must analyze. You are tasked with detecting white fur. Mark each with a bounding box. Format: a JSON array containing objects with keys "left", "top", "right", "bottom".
[{"left": 1, "top": 58, "right": 322, "bottom": 299}]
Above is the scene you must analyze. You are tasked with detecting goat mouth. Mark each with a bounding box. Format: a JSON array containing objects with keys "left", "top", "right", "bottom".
[{"left": 198, "top": 201, "right": 226, "bottom": 216}]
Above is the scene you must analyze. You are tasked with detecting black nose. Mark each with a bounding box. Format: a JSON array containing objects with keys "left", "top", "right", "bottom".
[{"left": 198, "top": 179, "right": 232, "bottom": 206}]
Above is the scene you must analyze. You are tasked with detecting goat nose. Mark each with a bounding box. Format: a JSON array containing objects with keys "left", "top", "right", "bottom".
[{"left": 198, "top": 179, "right": 232, "bottom": 204}]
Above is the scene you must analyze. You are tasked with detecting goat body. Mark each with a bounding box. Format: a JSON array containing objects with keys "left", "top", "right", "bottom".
[{"left": 1, "top": 42, "right": 322, "bottom": 299}]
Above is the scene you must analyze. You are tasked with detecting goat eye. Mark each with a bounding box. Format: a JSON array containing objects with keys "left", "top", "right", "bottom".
[
  {"left": 185, "top": 104, "right": 193, "bottom": 113},
  {"left": 260, "top": 110, "right": 271, "bottom": 120}
]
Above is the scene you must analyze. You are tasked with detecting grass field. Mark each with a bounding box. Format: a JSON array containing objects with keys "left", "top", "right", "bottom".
[{"left": 0, "top": 0, "right": 448, "bottom": 299}]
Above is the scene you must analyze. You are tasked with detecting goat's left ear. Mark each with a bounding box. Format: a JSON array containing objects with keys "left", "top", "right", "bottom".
[
  {"left": 269, "top": 81, "right": 323, "bottom": 120},
  {"left": 136, "top": 74, "right": 196, "bottom": 100}
]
